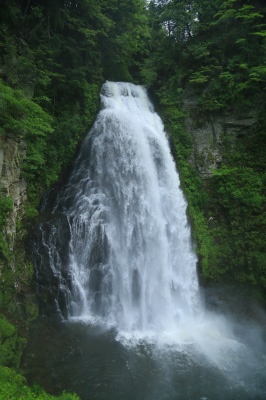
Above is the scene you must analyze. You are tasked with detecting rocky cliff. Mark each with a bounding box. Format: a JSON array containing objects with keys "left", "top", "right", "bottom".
[
  {"left": 0, "top": 135, "right": 27, "bottom": 244},
  {"left": 184, "top": 96, "right": 257, "bottom": 178}
]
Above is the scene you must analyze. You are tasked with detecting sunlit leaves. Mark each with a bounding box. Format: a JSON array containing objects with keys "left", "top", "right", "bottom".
[
  {"left": 0, "top": 80, "right": 53, "bottom": 137},
  {"left": 213, "top": 167, "right": 264, "bottom": 209}
]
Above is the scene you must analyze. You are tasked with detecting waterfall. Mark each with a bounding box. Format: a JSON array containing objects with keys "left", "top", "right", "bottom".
[{"left": 37, "top": 82, "right": 200, "bottom": 333}]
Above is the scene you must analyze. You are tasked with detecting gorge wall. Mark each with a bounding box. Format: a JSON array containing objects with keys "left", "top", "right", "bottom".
[
  {"left": 0, "top": 135, "right": 27, "bottom": 242},
  {"left": 0, "top": 133, "right": 38, "bottom": 323},
  {"left": 166, "top": 90, "right": 265, "bottom": 299},
  {"left": 184, "top": 95, "right": 257, "bottom": 178}
]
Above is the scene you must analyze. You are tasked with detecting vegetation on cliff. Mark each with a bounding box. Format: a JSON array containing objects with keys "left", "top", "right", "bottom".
[
  {"left": 143, "top": 0, "right": 266, "bottom": 294},
  {"left": 0, "top": 366, "right": 79, "bottom": 399}
]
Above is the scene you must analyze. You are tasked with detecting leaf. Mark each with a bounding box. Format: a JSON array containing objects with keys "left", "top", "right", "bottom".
[{"left": 251, "top": 30, "right": 266, "bottom": 37}]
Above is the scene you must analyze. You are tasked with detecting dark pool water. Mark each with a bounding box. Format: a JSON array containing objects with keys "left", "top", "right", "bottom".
[{"left": 21, "top": 306, "right": 266, "bottom": 400}]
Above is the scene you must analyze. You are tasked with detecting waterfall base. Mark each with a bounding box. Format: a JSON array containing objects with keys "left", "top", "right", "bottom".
[{"left": 22, "top": 287, "right": 266, "bottom": 400}]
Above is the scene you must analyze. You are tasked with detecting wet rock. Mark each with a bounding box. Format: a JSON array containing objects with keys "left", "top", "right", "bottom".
[{"left": 183, "top": 95, "right": 257, "bottom": 178}]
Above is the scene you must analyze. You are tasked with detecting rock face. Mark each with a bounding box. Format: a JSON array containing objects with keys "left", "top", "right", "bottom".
[
  {"left": 184, "top": 96, "right": 257, "bottom": 177},
  {"left": 0, "top": 134, "right": 27, "bottom": 244}
]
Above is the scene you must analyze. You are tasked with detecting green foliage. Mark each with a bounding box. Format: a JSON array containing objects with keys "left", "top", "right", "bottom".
[
  {"left": 0, "top": 235, "right": 10, "bottom": 261},
  {"left": 146, "top": 0, "right": 266, "bottom": 113},
  {"left": 0, "top": 196, "right": 13, "bottom": 230},
  {"left": 0, "top": 0, "right": 151, "bottom": 212},
  {"left": 212, "top": 167, "right": 264, "bottom": 209},
  {"left": 0, "top": 79, "right": 57, "bottom": 209},
  {"left": 195, "top": 1, "right": 266, "bottom": 113},
  {"left": 0, "top": 196, "right": 13, "bottom": 260},
  {"left": 0, "top": 316, "right": 24, "bottom": 369},
  {"left": 99, "top": 0, "right": 150, "bottom": 81},
  {"left": 0, "top": 81, "right": 53, "bottom": 137},
  {"left": 143, "top": 0, "right": 266, "bottom": 292},
  {"left": 207, "top": 126, "right": 266, "bottom": 286},
  {"left": 0, "top": 366, "right": 79, "bottom": 400}
]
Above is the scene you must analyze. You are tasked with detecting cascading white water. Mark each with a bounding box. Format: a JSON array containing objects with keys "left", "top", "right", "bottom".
[{"left": 41, "top": 81, "right": 200, "bottom": 333}]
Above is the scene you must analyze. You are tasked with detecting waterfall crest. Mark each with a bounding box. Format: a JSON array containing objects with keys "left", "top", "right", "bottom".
[{"left": 37, "top": 82, "right": 200, "bottom": 333}]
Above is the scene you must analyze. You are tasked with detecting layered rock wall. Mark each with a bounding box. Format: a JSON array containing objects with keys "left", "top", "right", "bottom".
[{"left": 184, "top": 96, "right": 257, "bottom": 177}]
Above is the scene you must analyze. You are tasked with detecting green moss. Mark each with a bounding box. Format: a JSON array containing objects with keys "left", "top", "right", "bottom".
[
  {"left": 0, "top": 196, "right": 13, "bottom": 260},
  {"left": 0, "top": 316, "right": 25, "bottom": 369},
  {"left": 0, "top": 366, "right": 79, "bottom": 400},
  {"left": 0, "top": 315, "right": 77, "bottom": 398}
]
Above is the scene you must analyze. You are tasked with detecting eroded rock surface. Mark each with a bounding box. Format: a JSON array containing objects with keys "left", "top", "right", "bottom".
[
  {"left": 184, "top": 96, "right": 257, "bottom": 177},
  {"left": 0, "top": 134, "right": 27, "bottom": 242}
]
